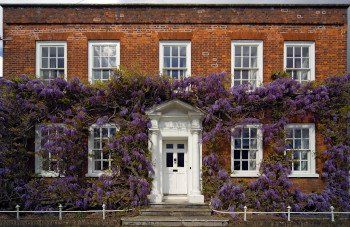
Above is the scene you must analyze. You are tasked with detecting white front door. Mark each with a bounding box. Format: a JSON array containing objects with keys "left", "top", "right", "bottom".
[{"left": 163, "top": 141, "right": 187, "bottom": 195}]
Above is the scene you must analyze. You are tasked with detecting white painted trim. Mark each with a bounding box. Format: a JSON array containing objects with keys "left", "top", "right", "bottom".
[
  {"left": 88, "top": 40, "right": 120, "bottom": 84},
  {"left": 159, "top": 41, "right": 191, "bottom": 78},
  {"left": 285, "top": 123, "right": 318, "bottom": 177},
  {"left": 283, "top": 41, "right": 316, "bottom": 81},
  {"left": 230, "top": 124, "right": 263, "bottom": 177},
  {"left": 231, "top": 40, "right": 263, "bottom": 88},
  {"left": 86, "top": 123, "right": 119, "bottom": 177},
  {"left": 35, "top": 41, "right": 68, "bottom": 80}
]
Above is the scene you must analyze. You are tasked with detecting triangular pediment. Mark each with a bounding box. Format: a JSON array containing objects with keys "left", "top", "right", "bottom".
[{"left": 146, "top": 99, "right": 204, "bottom": 116}]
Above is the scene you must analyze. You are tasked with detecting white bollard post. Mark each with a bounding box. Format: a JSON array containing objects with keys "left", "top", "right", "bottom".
[
  {"left": 58, "top": 204, "right": 63, "bottom": 220},
  {"left": 243, "top": 206, "right": 247, "bottom": 221},
  {"left": 102, "top": 204, "right": 106, "bottom": 220},
  {"left": 287, "top": 206, "right": 291, "bottom": 222},
  {"left": 15, "top": 205, "right": 20, "bottom": 220},
  {"left": 330, "top": 206, "right": 334, "bottom": 222}
]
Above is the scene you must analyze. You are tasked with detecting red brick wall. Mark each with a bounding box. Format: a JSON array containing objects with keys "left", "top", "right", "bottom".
[{"left": 2, "top": 5, "right": 348, "bottom": 193}]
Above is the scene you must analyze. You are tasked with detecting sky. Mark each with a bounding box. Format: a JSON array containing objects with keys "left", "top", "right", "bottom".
[{"left": 0, "top": 0, "right": 349, "bottom": 5}]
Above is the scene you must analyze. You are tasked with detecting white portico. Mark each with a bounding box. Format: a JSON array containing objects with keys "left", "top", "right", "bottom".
[{"left": 146, "top": 99, "right": 205, "bottom": 204}]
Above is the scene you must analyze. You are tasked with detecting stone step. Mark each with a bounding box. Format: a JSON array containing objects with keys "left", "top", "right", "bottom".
[
  {"left": 121, "top": 215, "right": 229, "bottom": 226},
  {"left": 149, "top": 203, "right": 209, "bottom": 209},
  {"left": 140, "top": 207, "right": 212, "bottom": 216}
]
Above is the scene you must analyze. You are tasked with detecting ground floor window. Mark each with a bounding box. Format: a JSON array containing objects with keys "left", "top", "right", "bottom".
[{"left": 231, "top": 125, "right": 263, "bottom": 177}]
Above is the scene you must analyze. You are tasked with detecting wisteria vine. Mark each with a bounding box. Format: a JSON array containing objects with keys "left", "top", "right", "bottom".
[{"left": 0, "top": 72, "right": 349, "bottom": 212}]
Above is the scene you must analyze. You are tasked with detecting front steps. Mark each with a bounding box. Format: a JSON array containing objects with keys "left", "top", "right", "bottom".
[{"left": 121, "top": 203, "right": 229, "bottom": 226}]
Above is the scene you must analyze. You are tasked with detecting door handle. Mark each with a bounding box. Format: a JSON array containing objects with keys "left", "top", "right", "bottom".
[{"left": 173, "top": 169, "right": 178, "bottom": 172}]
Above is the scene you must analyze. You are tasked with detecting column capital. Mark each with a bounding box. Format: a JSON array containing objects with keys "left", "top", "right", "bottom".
[
  {"left": 191, "top": 129, "right": 201, "bottom": 134},
  {"left": 149, "top": 129, "right": 160, "bottom": 135}
]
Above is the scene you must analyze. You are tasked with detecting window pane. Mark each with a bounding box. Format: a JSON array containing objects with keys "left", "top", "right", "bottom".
[
  {"left": 242, "top": 150, "right": 248, "bottom": 159},
  {"left": 243, "top": 128, "right": 250, "bottom": 138},
  {"left": 302, "top": 129, "right": 309, "bottom": 138},
  {"left": 251, "top": 57, "right": 257, "bottom": 68},
  {"left": 177, "top": 144, "right": 185, "bottom": 149},
  {"left": 110, "top": 128, "right": 116, "bottom": 137},
  {"left": 93, "top": 57, "right": 100, "bottom": 68},
  {"left": 293, "top": 151, "right": 300, "bottom": 159},
  {"left": 302, "top": 58, "right": 309, "bottom": 68},
  {"left": 243, "top": 46, "right": 249, "bottom": 56},
  {"left": 172, "top": 46, "right": 178, "bottom": 56},
  {"left": 295, "top": 129, "right": 302, "bottom": 138},
  {"left": 180, "top": 58, "right": 186, "bottom": 67},
  {"left": 242, "top": 161, "right": 248, "bottom": 170},
  {"left": 249, "top": 150, "right": 256, "bottom": 159},
  {"left": 109, "top": 57, "right": 117, "bottom": 67},
  {"left": 109, "top": 46, "right": 116, "bottom": 56},
  {"left": 302, "top": 47, "right": 309, "bottom": 57},
  {"left": 180, "top": 47, "right": 186, "bottom": 56},
  {"left": 178, "top": 153, "right": 184, "bottom": 167},
  {"left": 286, "top": 58, "right": 293, "bottom": 68},
  {"left": 94, "top": 150, "right": 101, "bottom": 159},
  {"left": 172, "top": 70, "right": 179, "bottom": 79},
  {"left": 249, "top": 161, "right": 256, "bottom": 170},
  {"left": 93, "top": 46, "right": 100, "bottom": 56},
  {"left": 102, "top": 70, "right": 109, "bottom": 80},
  {"left": 95, "top": 161, "right": 101, "bottom": 171},
  {"left": 251, "top": 46, "right": 257, "bottom": 56},
  {"left": 234, "top": 161, "right": 240, "bottom": 170},
  {"left": 57, "top": 58, "right": 64, "bottom": 68},
  {"left": 101, "top": 46, "right": 109, "bottom": 56},
  {"left": 302, "top": 139, "right": 309, "bottom": 149},
  {"left": 235, "top": 57, "right": 242, "bottom": 67},
  {"left": 101, "top": 57, "right": 108, "bottom": 67},
  {"left": 295, "top": 47, "right": 301, "bottom": 57},
  {"left": 42, "top": 58, "right": 48, "bottom": 68},
  {"left": 57, "top": 47, "right": 64, "bottom": 57},
  {"left": 293, "top": 161, "right": 300, "bottom": 171},
  {"left": 50, "top": 58, "right": 56, "bottom": 68},
  {"left": 172, "top": 58, "right": 179, "bottom": 67},
  {"left": 243, "top": 57, "right": 249, "bottom": 67},
  {"left": 166, "top": 144, "right": 173, "bottom": 149},
  {"left": 235, "top": 46, "right": 241, "bottom": 56},
  {"left": 164, "top": 46, "right": 171, "bottom": 56},
  {"left": 286, "top": 47, "right": 293, "bottom": 57},
  {"left": 301, "top": 151, "right": 308, "bottom": 160},
  {"left": 166, "top": 153, "right": 173, "bottom": 167},
  {"left": 93, "top": 70, "right": 101, "bottom": 80},
  {"left": 42, "top": 47, "right": 49, "bottom": 57},
  {"left": 242, "top": 70, "right": 249, "bottom": 80},
  {"left": 234, "top": 150, "right": 240, "bottom": 159},
  {"left": 94, "top": 140, "right": 101, "bottom": 149},
  {"left": 102, "top": 128, "right": 108, "bottom": 137},
  {"left": 250, "top": 139, "right": 257, "bottom": 149},
  {"left": 50, "top": 47, "right": 56, "bottom": 57},
  {"left": 294, "top": 139, "right": 301, "bottom": 149},
  {"left": 234, "top": 139, "right": 241, "bottom": 149},
  {"left": 164, "top": 57, "right": 171, "bottom": 67},
  {"left": 301, "top": 161, "right": 308, "bottom": 171}
]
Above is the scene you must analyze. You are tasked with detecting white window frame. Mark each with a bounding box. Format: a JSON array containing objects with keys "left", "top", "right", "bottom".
[
  {"left": 35, "top": 124, "right": 65, "bottom": 177},
  {"left": 231, "top": 40, "right": 263, "bottom": 88},
  {"left": 285, "top": 123, "right": 319, "bottom": 178},
  {"left": 159, "top": 41, "right": 191, "bottom": 79},
  {"left": 284, "top": 41, "right": 315, "bottom": 82},
  {"left": 36, "top": 41, "right": 68, "bottom": 81},
  {"left": 86, "top": 123, "right": 119, "bottom": 177},
  {"left": 231, "top": 124, "right": 263, "bottom": 177},
  {"left": 88, "top": 41, "right": 120, "bottom": 84}
]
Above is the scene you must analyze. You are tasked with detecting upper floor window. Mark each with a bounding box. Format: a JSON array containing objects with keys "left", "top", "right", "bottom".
[
  {"left": 87, "top": 124, "right": 118, "bottom": 177},
  {"left": 88, "top": 41, "right": 120, "bottom": 83},
  {"left": 36, "top": 41, "right": 67, "bottom": 81},
  {"left": 231, "top": 125, "right": 263, "bottom": 177},
  {"left": 159, "top": 41, "right": 191, "bottom": 79},
  {"left": 285, "top": 124, "right": 318, "bottom": 177},
  {"left": 232, "top": 40, "right": 263, "bottom": 88},
  {"left": 284, "top": 42, "right": 315, "bottom": 84},
  {"left": 35, "top": 124, "right": 65, "bottom": 177}
]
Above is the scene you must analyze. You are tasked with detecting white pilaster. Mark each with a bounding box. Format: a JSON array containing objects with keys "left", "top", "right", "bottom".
[
  {"left": 188, "top": 129, "right": 204, "bottom": 203},
  {"left": 148, "top": 129, "right": 162, "bottom": 203}
]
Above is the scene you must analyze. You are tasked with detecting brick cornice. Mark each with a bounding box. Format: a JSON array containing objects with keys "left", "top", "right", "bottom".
[
  {"left": 158, "top": 32, "right": 193, "bottom": 40},
  {"left": 85, "top": 32, "right": 124, "bottom": 40}
]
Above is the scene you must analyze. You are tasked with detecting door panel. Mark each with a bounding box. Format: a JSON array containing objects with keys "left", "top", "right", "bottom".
[{"left": 163, "top": 142, "right": 187, "bottom": 195}]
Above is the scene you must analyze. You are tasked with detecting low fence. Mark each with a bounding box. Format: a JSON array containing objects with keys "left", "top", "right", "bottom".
[
  {"left": 212, "top": 206, "right": 350, "bottom": 222},
  {"left": 0, "top": 204, "right": 131, "bottom": 221}
]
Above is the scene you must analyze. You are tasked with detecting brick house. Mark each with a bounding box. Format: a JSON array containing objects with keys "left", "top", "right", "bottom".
[{"left": 0, "top": 1, "right": 349, "bottom": 204}]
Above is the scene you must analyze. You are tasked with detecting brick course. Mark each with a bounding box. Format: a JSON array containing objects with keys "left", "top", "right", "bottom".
[{"left": 2, "top": 5, "right": 348, "bottom": 193}]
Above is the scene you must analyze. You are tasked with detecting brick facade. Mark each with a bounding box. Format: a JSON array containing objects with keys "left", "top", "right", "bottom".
[{"left": 2, "top": 5, "right": 348, "bottom": 193}]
